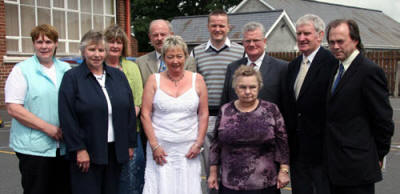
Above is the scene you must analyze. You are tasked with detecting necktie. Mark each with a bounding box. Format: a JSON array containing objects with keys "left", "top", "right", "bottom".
[
  {"left": 294, "top": 58, "right": 309, "bottom": 99},
  {"left": 331, "top": 63, "right": 344, "bottom": 93},
  {"left": 250, "top": 62, "right": 257, "bottom": 68},
  {"left": 158, "top": 57, "right": 166, "bottom": 72}
]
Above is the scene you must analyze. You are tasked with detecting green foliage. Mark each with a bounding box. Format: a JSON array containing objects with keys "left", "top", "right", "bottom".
[{"left": 131, "top": 0, "right": 241, "bottom": 52}]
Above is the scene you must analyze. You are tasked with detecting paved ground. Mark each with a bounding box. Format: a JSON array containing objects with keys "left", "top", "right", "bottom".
[{"left": 1, "top": 98, "right": 400, "bottom": 193}]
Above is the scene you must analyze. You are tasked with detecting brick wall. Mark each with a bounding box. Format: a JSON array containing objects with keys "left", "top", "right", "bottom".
[
  {"left": 0, "top": 0, "right": 9, "bottom": 108},
  {"left": 116, "top": 0, "right": 138, "bottom": 57}
]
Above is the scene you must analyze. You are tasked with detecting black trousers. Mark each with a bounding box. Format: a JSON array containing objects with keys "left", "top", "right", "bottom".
[
  {"left": 220, "top": 184, "right": 280, "bottom": 194},
  {"left": 70, "top": 143, "right": 122, "bottom": 194},
  {"left": 330, "top": 183, "right": 374, "bottom": 194},
  {"left": 16, "top": 150, "right": 71, "bottom": 194},
  {"left": 290, "top": 161, "right": 330, "bottom": 194}
]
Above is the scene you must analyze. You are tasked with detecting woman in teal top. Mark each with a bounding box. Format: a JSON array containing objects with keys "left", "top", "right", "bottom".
[
  {"left": 104, "top": 24, "right": 145, "bottom": 194},
  {"left": 5, "top": 24, "right": 71, "bottom": 194}
]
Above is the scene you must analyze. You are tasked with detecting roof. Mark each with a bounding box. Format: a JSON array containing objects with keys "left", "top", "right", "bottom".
[
  {"left": 171, "top": 10, "right": 294, "bottom": 44},
  {"left": 231, "top": 0, "right": 400, "bottom": 49}
]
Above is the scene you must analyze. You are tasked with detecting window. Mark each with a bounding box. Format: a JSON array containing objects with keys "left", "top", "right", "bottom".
[{"left": 5, "top": 0, "right": 116, "bottom": 55}]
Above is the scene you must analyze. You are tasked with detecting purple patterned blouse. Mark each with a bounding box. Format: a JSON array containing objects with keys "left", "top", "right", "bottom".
[{"left": 209, "top": 100, "right": 289, "bottom": 190}]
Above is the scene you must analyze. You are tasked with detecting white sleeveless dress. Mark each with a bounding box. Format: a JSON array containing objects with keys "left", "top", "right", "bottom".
[{"left": 142, "top": 72, "right": 202, "bottom": 194}]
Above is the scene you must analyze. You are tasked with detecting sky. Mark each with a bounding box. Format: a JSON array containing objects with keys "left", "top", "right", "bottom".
[{"left": 316, "top": 0, "right": 400, "bottom": 23}]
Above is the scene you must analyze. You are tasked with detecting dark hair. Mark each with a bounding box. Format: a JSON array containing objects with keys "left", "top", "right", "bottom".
[
  {"left": 104, "top": 24, "right": 130, "bottom": 57},
  {"left": 326, "top": 19, "right": 364, "bottom": 52},
  {"left": 208, "top": 9, "right": 229, "bottom": 24},
  {"left": 30, "top": 24, "right": 59, "bottom": 43}
]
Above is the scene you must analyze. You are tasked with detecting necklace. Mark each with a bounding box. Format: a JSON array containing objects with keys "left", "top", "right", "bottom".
[{"left": 166, "top": 71, "right": 184, "bottom": 87}]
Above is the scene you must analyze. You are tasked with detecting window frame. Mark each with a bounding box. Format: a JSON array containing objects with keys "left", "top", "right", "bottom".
[{"left": 4, "top": 0, "right": 116, "bottom": 56}]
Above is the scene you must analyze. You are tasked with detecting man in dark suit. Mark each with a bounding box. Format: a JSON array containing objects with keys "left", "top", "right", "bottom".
[
  {"left": 285, "top": 14, "right": 337, "bottom": 194},
  {"left": 325, "top": 19, "right": 394, "bottom": 194},
  {"left": 221, "top": 21, "right": 287, "bottom": 110}
]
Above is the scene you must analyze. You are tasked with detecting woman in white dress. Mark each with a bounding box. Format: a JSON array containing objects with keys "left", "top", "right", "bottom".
[{"left": 141, "top": 35, "right": 209, "bottom": 194}]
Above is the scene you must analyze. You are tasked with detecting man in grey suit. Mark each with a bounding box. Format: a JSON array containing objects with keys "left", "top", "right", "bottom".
[
  {"left": 221, "top": 22, "right": 287, "bottom": 110},
  {"left": 136, "top": 19, "right": 196, "bottom": 86}
]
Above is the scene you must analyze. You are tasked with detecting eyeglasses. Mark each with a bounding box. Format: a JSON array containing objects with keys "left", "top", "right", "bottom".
[{"left": 243, "top": 39, "right": 263, "bottom": 44}]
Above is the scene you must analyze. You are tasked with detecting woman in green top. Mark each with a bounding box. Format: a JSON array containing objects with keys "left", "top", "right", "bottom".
[{"left": 104, "top": 24, "right": 144, "bottom": 194}]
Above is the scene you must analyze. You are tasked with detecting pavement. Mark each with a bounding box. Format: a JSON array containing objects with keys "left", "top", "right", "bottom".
[{"left": 1, "top": 98, "right": 400, "bottom": 194}]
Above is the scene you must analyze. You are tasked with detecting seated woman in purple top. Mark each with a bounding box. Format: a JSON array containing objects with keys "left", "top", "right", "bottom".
[{"left": 208, "top": 65, "right": 290, "bottom": 194}]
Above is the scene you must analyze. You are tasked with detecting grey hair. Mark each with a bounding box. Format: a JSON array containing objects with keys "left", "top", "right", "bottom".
[
  {"left": 80, "top": 30, "right": 106, "bottom": 55},
  {"left": 161, "top": 35, "right": 189, "bottom": 59},
  {"left": 149, "top": 19, "right": 174, "bottom": 34},
  {"left": 232, "top": 65, "right": 263, "bottom": 89},
  {"left": 296, "top": 14, "right": 325, "bottom": 33},
  {"left": 242, "top": 22, "right": 266, "bottom": 37}
]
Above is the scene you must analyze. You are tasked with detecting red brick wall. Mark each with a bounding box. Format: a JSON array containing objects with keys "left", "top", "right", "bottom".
[
  {"left": 0, "top": 0, "right": 5, "bottom": 65},
  {"left": 116, "top": 0, "right": 138, "bottom": 57},
  {"left": 0, "top": 0, "right": 9, "bottom": 107}
]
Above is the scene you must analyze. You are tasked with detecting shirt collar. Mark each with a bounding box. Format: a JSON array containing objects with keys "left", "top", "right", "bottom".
[
  {"left": 303, "top": 46, "right": 320, "bottom": 65},
  {"left": 156, "top": 51, "right": 162, "bottom": 60},
  {"left": 81, "top": 60, "right": 112, "bottom": 79},
  {"left": 246, "top": 52, "right": 266, "bottom": 70},
  {"left": 341, "top": 49, "right": 360, "bottom": 72},
  {"left": 205, "top": 38, "right": 231, "bottom": 51}
]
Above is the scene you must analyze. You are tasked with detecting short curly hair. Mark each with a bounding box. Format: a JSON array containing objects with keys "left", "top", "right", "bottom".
[{"left": 232, "top": 65, "right": 263, "bottom": 89}]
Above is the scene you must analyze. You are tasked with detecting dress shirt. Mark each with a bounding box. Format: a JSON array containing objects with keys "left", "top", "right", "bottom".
[
  {"left": 293, "top": 47, "right": 320, "bottom": 99},
  {"left": 332, "top": 49, "right": 360, "bottom": 82},
  {"left": 246, "top": 52, "right": 265, "bottom": 71},
  {"left": 155, "top": 51, "right": 162, "bottom": 71},
  {"left": 204, "top": 38, "right": 231, "bottom": 52}
]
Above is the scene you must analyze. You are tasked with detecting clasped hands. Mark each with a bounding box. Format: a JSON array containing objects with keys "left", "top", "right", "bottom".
[{"left": 152, "top": 143, "right": 202, "bottom": 165}]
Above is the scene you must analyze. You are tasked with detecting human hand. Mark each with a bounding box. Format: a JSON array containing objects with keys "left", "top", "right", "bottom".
[
  {"left": 76, "top": 149, "right": 90, "bottom": 173},
  {"left": 207, "top": 173, "right": 219, "bottom": 190},
  {"left": 277, "top": 170, "right": 290, "bottom": 189},
  {"left": 44, "top": 125, "right": 63, "bottom": 141},
  {"left": 152, "top": 146, "right": 167, "bottom": 165},
  {"left": 129, "top": 148, "right": 134, "bottom": 160},
  {"left": 185, "top": 143, "right": 202, "bottom": 159}
]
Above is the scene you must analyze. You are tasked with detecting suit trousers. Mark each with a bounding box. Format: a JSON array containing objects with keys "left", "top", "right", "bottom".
[
  {"left": 70, "top": 143, "right": 122, "bottom": 194},
  {"left": 330, "top": 183, "right": 374, "bottom": 194},
  {"left": 16, "top": 150, "right": 71, "bottom": 194},
  {"left": 290, "top": 161, "right": 330, "bottom": 194}
]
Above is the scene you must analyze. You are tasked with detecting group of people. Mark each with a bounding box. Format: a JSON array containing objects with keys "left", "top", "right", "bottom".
[{"left": 5, "top": 9, "right": 394, "bottom": 194}]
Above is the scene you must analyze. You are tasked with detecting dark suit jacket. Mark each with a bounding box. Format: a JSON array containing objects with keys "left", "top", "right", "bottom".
[
  {"left": 136, "top": 51, "right": 196, "bottom": 86},
  {"left": 221, "top": 54, "right": 288, "bottom": 110},
  {"left": 325, "top": 53, "right": 394, "bottom": 186},
  {"left": 59, "top": 62, "right": 137, "bottom": 164},
  {"left": 285, "top": 47, "right": 336, "bottom": 164}
]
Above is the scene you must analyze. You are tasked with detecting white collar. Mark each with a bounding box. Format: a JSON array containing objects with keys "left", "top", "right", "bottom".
[
  {"left": 156, "top": 51, "right": 162, "bottom": 60},
  {"left": 341, "top": 49, "right": 360, "bottom": 72},
  {"left": 246, "top": 52, "right": 266, "bottom": 70},
  {"left": 205, "top": 38, "right": 231, "bottom": 51},
  {"left": 302, "top": 46, "right": 320, "bottom": 65}
]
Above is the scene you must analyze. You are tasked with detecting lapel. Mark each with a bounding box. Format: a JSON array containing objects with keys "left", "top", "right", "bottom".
[
  {"left": 258, "top": 54, "right": 272, "bottom": 79},
  {"left": 297, "top": 48, "right": 325, "bottom": 100},
  {"left": 147, "top": 51, "right": 159, "bottom": 73},
  {"left": 288, "top": 56, "right": 302, "bottom": 100},
  {"left": 329, "top": 53, "right": 362, "bottom": 98}
]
